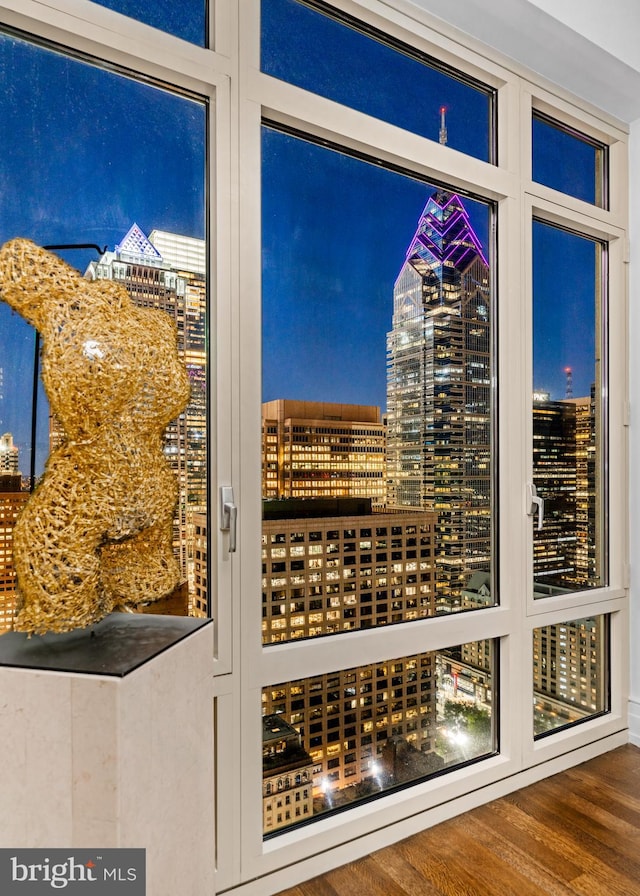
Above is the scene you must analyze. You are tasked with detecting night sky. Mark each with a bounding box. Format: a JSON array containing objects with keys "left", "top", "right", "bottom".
[
  {"left": 86, "top": 0, "right": 206, "bottom": 46},
  {"left": 261, "top": 0, "right": 599, "bottom": 411},
  {"left": 0, "top": 34, "right": 205, "bottom": 475},
  {"left": 262, "top": 127, "right": 598, "bottom": 413},
  {"left": 0, "top": 1, "right": 599, "bottom": 478},
  {"left": 261, "top": 127, "right": 490, "bottom": 410}
]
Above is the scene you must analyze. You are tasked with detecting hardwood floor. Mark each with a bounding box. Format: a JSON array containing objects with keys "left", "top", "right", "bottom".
[{"left": 275, "top": 744, "right": 640, "bottom": 896}]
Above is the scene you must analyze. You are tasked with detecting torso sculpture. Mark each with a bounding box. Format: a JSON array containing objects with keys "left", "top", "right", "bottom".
[{"left": 0, "top": 238, "right": 191, "bottom": 634}]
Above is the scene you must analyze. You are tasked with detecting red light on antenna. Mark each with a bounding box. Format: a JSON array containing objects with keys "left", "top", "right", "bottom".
[
  {"left": 440, "top": 105, "right": 447, "bottom": 114},
  {"left": 564, "top": 366, "right": 574, "bottom": 399}
]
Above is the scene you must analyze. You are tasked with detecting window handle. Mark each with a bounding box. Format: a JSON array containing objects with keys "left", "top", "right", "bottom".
[
  {"left": 220, "top": 486, "right": 237, "bottom": 553},
  {"left": 527, "top": 482, "right": 544, "bottom": 531}
]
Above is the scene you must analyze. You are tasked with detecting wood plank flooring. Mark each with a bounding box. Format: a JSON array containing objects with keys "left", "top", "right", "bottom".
[{"left": 275, "top": 744, "right": 640, "bottom": 896}]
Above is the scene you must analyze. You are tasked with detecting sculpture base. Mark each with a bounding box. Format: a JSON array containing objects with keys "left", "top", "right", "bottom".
[
  {"left": 0, "top": 611, "right": 209, "bottom": 675},
  {"left": 0, "top": 613, "right": 214, "bottom": 895}
]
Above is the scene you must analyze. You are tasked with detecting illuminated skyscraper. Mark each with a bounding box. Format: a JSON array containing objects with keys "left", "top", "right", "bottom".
[
  {"left": 532, "top": 389, "right": 598, "bottom": 592},
  {"left": 0, "top": 433, "right": 19, "bottom": 474},
  {"left": 261, "top": 498, "right": 437, "bottom": 643},
  {"left": 532, "top": 393, "right": 577, "bottom": 589},
  {"left": 572, "top": 389, "right": 599, "bottom": 587},
  {"left": 262, "top": 399, "right": 386, "bottom": 504},
  {"left": 0, "top": 471, "right": 27, "bottom": 633},
  {"left": 86, "top": 225, "right": 207, "bottom": 610},
  {"left": 386, "top": 192, "right": 491, "bottom": 611}
]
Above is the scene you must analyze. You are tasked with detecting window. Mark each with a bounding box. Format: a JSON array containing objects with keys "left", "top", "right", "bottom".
[
  {"left": 244, "top": 0, "right": 626, "bottom": 882},
  {"left": 0, "top": 1, "right": 629, "bottom": 894},
  {"left": 248, "top": 0, "right": 620, "bottom": 868},
  {"left": 532, "top": 221, "right": 605, "bottom": 597},
  {"left": 263, "top": 639, "right": 494, "bottom": 829},
  {"left": 532, "top": 111, "right": 608, "bottom": 207},
  {"left": 91, "top": 0, "right": 208, "bottom": 45},
  {"left": 262, "top": 125, "right": 495, "bottom": 639},
  {"left": 0, "top": 26, "right": 209, "bottom": 633},
  {"left": 533, "top": 614, "right": 609, "bottom": 737},
  {"left": 261, "top": 0, "right": 495, "bottom": 162}
]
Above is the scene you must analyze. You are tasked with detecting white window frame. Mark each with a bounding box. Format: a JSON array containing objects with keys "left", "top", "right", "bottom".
[
  {"left": 0, "top": 2, "right": 628, "bottom": 896},
  {"left": 232, "top": 1, "right": 629, "bottom": 893}
]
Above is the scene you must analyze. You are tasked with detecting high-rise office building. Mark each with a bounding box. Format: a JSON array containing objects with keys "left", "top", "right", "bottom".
[
  {"left": 262, "top": 653, "right": 441, "bottom": 806},
  {"left": 573, "top": 389, "right": 599, "bottom": 588},
  {"left": 0, "top": 437, "right": 23, "bottom": 629},
  {"left": 262, "top": 498, "right": 437, "bottom": 643},
  {"left": 532, "top": 615, "right": 606, "bottom": 734},
  {"left": 262, "top": 399, "right": 386, "bottom": 504},
  {"left": 86, "top": 224, "right": 207, "bottom": 611},
  {"left": 386, "top": 192, "right": 491, "bottom": 612},
  {"left": 262, "top": 714, "right": 314, "bottom": 834},
  {"left": 0, "top": 473, "right": 28, "bottom": 633},
  {"left": 149, "top": 229, "right": 208, "bottom": 578},
  {"left": 532, "top": 393, "right": 578, "bottom": 590},
  {"left": 260, "top": 404, "right": 444, "bottom": 821},
  {"left": 192, "top": 511, "right": 208, "bottom": 618},
  {"left": 532, "top": 390, "right": 599, "bottom": 592},
  {"left": 0, "top": 432, "right": 19, "bottom": 474}
]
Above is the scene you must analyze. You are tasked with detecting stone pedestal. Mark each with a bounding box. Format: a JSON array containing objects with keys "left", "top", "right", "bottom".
[{"left": 0, "top": 614, "right": 215, "bottom": 895}]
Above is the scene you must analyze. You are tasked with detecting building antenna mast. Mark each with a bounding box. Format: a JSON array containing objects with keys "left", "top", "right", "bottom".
[
  {"left": 565, "top": 366, "right": 573, "bottom": 400},
  {"left": 439, "top": 106, "right": 448, "bottom": 146}
]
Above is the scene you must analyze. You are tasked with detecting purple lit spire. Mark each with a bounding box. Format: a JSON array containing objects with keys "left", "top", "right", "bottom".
[{"left": 402, "top": 191, "right": 488, "bottom": 277}]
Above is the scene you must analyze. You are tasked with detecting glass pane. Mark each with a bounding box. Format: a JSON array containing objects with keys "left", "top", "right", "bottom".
[
  {"left": 262, "top": 126, "right": 494, "bottom": 643},
  {"left": 263, "top": 640, "right": 495, "bottom": 835},
  {"left": 0, "top": 34, "right": 207, "bottom": 633},
  {"left": 261, "top": 0, "right": 494, "bottom": 163},
  {"left": 533, "top": 615, "right": 609, "bottom": 737},
  {"left": 532, "top": 113, "right": 607, "bottom": 207},
  {"left": 532, "top": 221, "right": 604, "bottom": 598},
  {"left": 91, "top": 0, "right": 207, "bottom": 46}
]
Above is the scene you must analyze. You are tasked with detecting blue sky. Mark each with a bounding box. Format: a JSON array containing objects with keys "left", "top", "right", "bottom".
[
  {"left": 0, "top": 1, "right": 598, "bottom": 479},
  {"left": 261, "top": 127, "right": 490, "bottom": 409},
  {"left": 261, "top": 0, "right": 492, "bottom": 162},
  {"left": 88, "top": 0, "right": 205, "bottom": 46},
  {"left": 261, "top": 0, "right": 599, "bottom": 411},
  {"left": 0, "top": 34, "right": 205, "bottom": 476},
  {"left": 262, "top": 127, "right": 598, "bottom": 411}
]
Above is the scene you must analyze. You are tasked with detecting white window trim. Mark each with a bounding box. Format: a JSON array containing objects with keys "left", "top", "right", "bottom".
[
  {"left": 234, "top": 1, "right": 629, "bottom": 892},
  {"left": 0, "top": 2, "right": 629, "bottom": 895}
]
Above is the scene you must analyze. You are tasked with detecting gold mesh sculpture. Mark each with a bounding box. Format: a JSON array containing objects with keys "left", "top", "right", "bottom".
[{"left": 0, "top": 238, "right": 191, "bottom": 635}]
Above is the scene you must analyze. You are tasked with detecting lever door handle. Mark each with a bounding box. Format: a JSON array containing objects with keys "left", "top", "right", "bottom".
[
  {"left": 220, "top": 486, "right": 237, "bottom": 553},
  {"left": 527, "top": 482, "right": 544, "bottom": 531}
]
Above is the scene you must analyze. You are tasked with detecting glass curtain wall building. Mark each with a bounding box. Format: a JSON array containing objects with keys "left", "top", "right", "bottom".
[{"left": 386, "top": 191, "right": 492, "bottom": 614}]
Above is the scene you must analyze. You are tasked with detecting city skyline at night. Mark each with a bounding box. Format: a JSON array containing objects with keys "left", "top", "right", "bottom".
[
  {"left": 262, "top": 125, "right": 599, "bottom": 419},
  {"left": 0, "top": 2, "right": 627, "bottom": 889},
  {"left": 258, "top": 180, "right": 603, "bottom": 831},
  {"left": 0, "top": 19, "right": 597, "bottom": 484}
]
